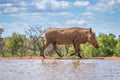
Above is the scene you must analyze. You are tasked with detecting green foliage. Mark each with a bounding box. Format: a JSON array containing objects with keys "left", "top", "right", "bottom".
[
  {"left": 0, "top": 28, "right": 4, "bottom": 57},
  {"left": 97, "top": 33, "right": 117, "bottom": 57},
  {"left": 7, "top": 33, "right": 26, "bottom": 57},
  {"left": 0, "top": 28, "right": 3, "bottom": 36},
  {"left": 81, "top": 44, "right": 99, "bottom": 58},
  {"left": 115, "top": 35, "right": 120, "bottom": 56}
]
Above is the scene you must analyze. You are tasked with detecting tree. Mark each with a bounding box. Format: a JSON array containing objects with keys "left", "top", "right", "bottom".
[
  {"left": 115, "top": 35, "right": 120, "bottom": 56},
  {"left": 0, "top": 28, "right": 4, "bottom": 57},
  {"left": 7, "top": 33, "right": 26, "bottom": 57},
  {"left": 26, "top": 26, "right": 45, "bottom": 56},
  {"left": 80, "top": 43, "right": 99, "bottom": 58},
  {"left": 97, "top": 33, "right": 117, "bottom": 57},
  {"left": 0, "top": 28, "right": 3, "bottom": 36},
  {"left": 18, "top": 35, "right": 27, "bottom": 57}
]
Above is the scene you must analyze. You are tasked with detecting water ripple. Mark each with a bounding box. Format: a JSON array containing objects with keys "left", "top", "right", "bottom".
[{"left": 0, "top": 59, "right": 120, "bottom": 80}]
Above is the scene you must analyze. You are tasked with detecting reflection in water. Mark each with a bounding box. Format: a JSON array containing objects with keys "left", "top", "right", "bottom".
[
  {"left": 0, "top": 59, "right": 120, "bottom": 80},
  {"left": 72, "top": 60, "right": 80, "bottom": 67}
]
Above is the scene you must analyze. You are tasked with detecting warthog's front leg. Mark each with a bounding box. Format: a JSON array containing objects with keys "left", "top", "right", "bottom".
[
  {"left": 78, "top": 52, "right": 82, "bottom": 58},
  {"left": 71, "top": 42, "right": 82, "bottom": 58}
]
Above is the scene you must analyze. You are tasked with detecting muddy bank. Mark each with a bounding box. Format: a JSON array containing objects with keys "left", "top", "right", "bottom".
[{"left": 0, "top": 56, "right": 120, "bottom": 60}]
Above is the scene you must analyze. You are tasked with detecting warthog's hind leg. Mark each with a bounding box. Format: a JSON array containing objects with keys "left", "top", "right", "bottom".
[
  {"left": 40, "top": 42, "right": 50, "bottom": 58},
  {"left": 53, "top": 43, "right": 62, "bottom": 57},
  {"left": 40, "top": 52, "right": 45, "bottom": 58}
]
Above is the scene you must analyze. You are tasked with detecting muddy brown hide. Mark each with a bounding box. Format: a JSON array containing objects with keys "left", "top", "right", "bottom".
[{"left": 40, "top": 27, "right": 99, "bottom": 58}]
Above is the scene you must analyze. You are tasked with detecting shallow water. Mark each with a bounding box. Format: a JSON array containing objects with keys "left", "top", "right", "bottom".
[{"left": 0, "top": 59, "right": 120, "bottom": 80}]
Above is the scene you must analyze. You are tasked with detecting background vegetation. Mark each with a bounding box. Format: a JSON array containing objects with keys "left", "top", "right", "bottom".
[{"left": 0, "top": 27, "right": 120, "bottom": 58}]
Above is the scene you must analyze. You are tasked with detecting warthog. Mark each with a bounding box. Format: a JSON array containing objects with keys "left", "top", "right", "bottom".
[{"left": 40, "top": 27, "right": 99, "bottom": 58}]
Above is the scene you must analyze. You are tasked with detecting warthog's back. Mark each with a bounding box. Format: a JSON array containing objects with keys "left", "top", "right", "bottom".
[{"left": 44, "top": 28, "right": 86, "bottom": 44}]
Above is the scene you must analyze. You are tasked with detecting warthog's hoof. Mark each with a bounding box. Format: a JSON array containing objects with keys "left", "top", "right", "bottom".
[
  {"left": 40, "top": 54, "right": 45, "bottom": 58},
  {"left": 42, "top": 55, "right": 45, "bottom": 58},
  {"left": 78, "top": 55, "right": 82, "bottom": 58},
  {"left": 58, "top": 54, "right": 62, "bottom": 57},
  {"left": 70, "top": 53, "right": 75, "bottom": 56}
]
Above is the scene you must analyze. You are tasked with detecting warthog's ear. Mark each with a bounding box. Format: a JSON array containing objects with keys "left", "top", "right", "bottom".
[{"left": 89, "top": 28, "right": 92, "bottom": 33}]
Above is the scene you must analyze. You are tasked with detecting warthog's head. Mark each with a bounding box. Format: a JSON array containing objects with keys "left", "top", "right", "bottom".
[{"left": 87, "top": 28, "right": 99, "bottom": 48}]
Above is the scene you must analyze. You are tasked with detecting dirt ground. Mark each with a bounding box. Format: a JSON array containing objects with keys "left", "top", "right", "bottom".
[{"left": 0, "top": 56, "right": 120, "bottom": 60}]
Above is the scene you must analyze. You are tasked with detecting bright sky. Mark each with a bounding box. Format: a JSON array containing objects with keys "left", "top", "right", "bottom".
[{"left": 0, "top": 0, "right": 120, "bottom": 37}]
